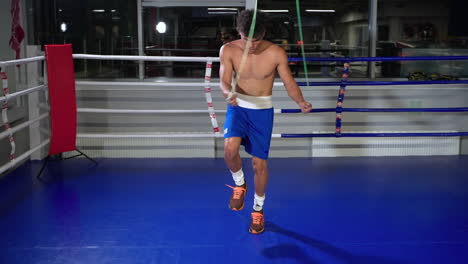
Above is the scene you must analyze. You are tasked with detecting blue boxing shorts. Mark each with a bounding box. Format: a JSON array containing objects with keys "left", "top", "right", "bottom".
[{"left": 224, "top": 93, "right": 274, "bottom": 160}]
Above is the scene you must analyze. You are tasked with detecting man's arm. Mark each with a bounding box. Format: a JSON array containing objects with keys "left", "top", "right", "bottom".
[
  {"left": 276, "top": 47, "right": 312, "bottom": 113},
  {"left": 219, "top": 45, "right": 237, "bottom": 105}
]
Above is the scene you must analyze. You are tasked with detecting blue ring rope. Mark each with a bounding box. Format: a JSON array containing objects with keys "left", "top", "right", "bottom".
[
  {"left": 281, "top": 132, "right": 468, "bottom": 138},
  {"left": 282, "top": 55, "right": 468, "bottom": 138},
  {"left": 289, "top": 55, "right": 468, "bottom": 62},
  {"left": 296, "top": 80, "right": 468, "bottom": 86},
  {"left": 281, "top": 107, "right": 468, "bottom": 113},
  {"left": 281, "top": 108, "right": 336, "bottom": 113}
]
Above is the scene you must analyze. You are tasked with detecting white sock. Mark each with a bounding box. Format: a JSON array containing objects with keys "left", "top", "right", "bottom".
[
  {"left": 253, "top": 193, "right": 265, "bottom": 211},
  {"left": 231, "top": 168, "right": 245, "bottom": 186}
]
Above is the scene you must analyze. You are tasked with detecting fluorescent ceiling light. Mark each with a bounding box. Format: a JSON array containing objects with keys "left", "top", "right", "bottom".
[
  {"left": 208, "top": 8, "right": 238, "bottom": 11},
  {"left": 208, "top": 12, "right": 237, "bottom": 15},
  {"left": 92, "top": 9, "right": 106, "bottom": 13},
  {"left": 305, "top": 9, "right": 335, "bottom": 13},
  {"left": 260, "top": 10, "right": 289, "bottom": 13}
]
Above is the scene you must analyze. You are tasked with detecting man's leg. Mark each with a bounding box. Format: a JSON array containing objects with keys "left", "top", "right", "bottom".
[
  {"left": 252, "top": 156, "right": 268, "bottom": 198},
  {"left": 224, "top": 137, "right": 242, "bottom": 173},
  {"left": 224, "top": 137, "right": 247, "bottom": 210},
  {"left": 250, "top": 156, "right": 267, "bottom": 234}
]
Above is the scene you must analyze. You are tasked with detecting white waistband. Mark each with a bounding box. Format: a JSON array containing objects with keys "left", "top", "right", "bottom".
[{"left": 236, "top": 93, "right": 272, "bottom": 109}]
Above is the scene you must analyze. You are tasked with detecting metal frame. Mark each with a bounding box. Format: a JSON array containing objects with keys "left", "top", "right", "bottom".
[{"left": 368, "top": 0, "right": 378, "bottom": 79}]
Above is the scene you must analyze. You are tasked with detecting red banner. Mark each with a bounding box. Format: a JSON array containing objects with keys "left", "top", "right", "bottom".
[
  {"left": 45, "top": 44, "right": 77, "bottom": 155},
  {"left": 9, "top": 0, "right": 25, "bottom": 60}
]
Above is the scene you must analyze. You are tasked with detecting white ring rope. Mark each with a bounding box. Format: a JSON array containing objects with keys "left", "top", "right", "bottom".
[
  {"left": 76, "top": 81, "right": 215, "bottom": 87},
  {"left": 77, "top": 133, "right": 283, "bottom": 139},
  {"left": 40, "top": 104, "right": 231, "bottom": 115},
  {"left": 75, "top": 81, "right": 468, "bottom": 91},
  {"left": 0, "top": 113, "right": 49, "bottom": 141},
  {"left": 0, "top": 84, "right": 46, "bottom": 103},
  {"left": 77, "top": 108, "right": 282, "bottom": 114},
  {"left": 78, "top": 108, "right": 227, "bottom": 114},
  {"left": 76, "top": 130, "right": 457, "bottom": 140},
  {"left": 0, "top": 56, "right": 44, "bottom": 67},
  {"left": 0, "top": 140, "right": 49, "bottom": 175},
  {"left": 73, "top": 54, "right": 220, "bottom": 63}
]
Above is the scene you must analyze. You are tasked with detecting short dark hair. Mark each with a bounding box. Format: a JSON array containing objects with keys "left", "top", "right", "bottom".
[{"left": 236, "top": 9, "right": 267, "bottom": 38}]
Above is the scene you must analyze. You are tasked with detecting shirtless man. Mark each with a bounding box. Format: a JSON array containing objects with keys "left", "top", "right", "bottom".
[{"left": 219, "top": 9, "right": 312, "bottom": 234}]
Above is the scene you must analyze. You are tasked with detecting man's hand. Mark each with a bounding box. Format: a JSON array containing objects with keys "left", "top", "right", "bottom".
[
  {"left": 298, "top": 101, "right": 312, "bottom": 113},
  {"left": 225, "top": 92, "right": 238, "bottom": 106}
]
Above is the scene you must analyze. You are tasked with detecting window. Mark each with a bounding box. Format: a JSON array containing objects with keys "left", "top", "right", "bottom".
[
  {"left": 142, "top": 6, "right": 241, "bottom": 78},
  {"left": 378, "top": 0, "right": 468, "bottom": 78},
  {"left": 26, "top": 0, "right": 138, "bottom": 79},
  {"left": 24, "top": 0, "right": 468, "bottom": 79},
  {"left": 258, "top": 0, "right": 370, "bottom": 78}
]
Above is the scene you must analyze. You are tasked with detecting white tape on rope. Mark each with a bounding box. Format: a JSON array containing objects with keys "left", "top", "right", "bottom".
[
  {"left": 1, "top": 81, "right": 7, "bottom": 92},
  {"left": 0, "top": 71, "right": 16, "bottom": 161},
  {"left": 204, "top": 60, "right": 221, "bottom": 134},
  {"left": 0, "top": 140, "right": 49, "bottom": 175},
  {"left": 0, "top": 113, "right": 49, "bottom": 141},
  {"left": 0, "top": 84, "right": 46, "bottom": 103}
]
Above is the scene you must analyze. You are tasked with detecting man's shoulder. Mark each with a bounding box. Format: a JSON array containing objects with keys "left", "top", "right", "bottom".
[
  {"left": 222, "top": 40, "right": 242, "bottom": 49},
  {"left": 220, "top": 41, "right": 241, "bottom": 55},
  {"left": 260, "top": 40, "right": 280, "bottom": 50},
  {"left": 262, "top": 41, "right": 286, "bottom": 54}
]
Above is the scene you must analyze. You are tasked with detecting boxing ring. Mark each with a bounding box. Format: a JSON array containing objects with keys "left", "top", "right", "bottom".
[{"left": 1, "top": 51, "right": 468, "bottom": 263}]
